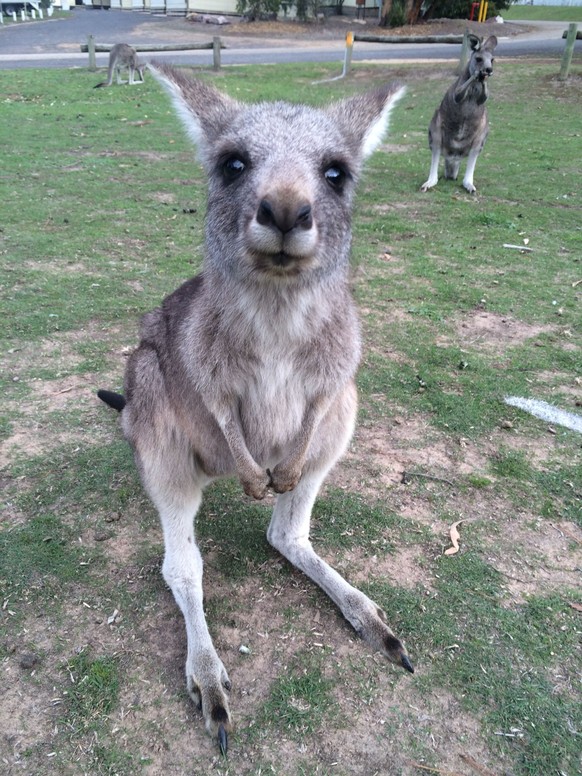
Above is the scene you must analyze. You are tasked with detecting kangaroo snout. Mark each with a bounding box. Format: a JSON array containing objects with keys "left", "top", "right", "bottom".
[
  {"left": 248, "top": 188, "right": 319, "bottom": 268},
  {"left": 257, "top": 199, "right": 313, "bottom": 234}
]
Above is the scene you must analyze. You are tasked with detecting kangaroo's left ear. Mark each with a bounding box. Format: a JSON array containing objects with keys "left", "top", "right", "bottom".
[
  {"left": 147, "top": 61, "right": 241, "bottom": 165},
  {"left": 482, "top": 35, "right": 498, "bottom": 51},
  {"left": 327, "top": 82, "right": 406, "bottom": 160},
  {"left": 469, "top": 34, "right": 482, "bottom": 51}
]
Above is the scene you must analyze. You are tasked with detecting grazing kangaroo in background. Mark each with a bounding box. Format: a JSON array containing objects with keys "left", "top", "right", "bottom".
[
  {"left": 421, "top": 34, "right": 497, "bottom": 193},
  {"left": 94, "top": 43, "right": 145, "bottom": 89},
  {"left": 98, "top": 63, "right": 411, "bottom": 754}
]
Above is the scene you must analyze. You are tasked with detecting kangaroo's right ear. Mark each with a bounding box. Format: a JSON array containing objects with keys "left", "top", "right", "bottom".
[
  {"left": 148, "top": 62, "right": 240, "bottom": 158},
  {"left": 468, "top": 34, "right": 482, "bottom": 51},
  {"left": 326, "top": 82, "right": 406, "bottom": 161}
]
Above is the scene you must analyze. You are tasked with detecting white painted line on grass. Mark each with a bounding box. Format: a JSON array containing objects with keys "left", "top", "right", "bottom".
[{"left": 504, "top": 396, "right": 582, "bottom": 434}]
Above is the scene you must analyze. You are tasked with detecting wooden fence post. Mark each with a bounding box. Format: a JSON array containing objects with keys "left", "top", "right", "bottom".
[
  {"left": 212, "top": 36, "right": 221, "bottom": 70},
  {"left": 559, "top": 23, "right": 578, "bottom": 81},
  {"left": 87, "top": 35, "right": 97, "bottom": 71}
]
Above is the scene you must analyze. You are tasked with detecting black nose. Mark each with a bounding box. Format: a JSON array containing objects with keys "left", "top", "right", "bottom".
[
  {"left": 485, "top": 67, "right": 493, "bottom": 75},
  {"left": 257, "top": 199, "right": 313, "bottom": 234}
]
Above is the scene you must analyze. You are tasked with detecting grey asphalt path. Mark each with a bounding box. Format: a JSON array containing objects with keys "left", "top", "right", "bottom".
[{"left": 0, "top": 8, "right": 578, "bottom": 69}]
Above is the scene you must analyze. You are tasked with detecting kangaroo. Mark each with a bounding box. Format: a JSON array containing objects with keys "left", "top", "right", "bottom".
[
  {"left": 98, "top": 63, "right": 411, "bottom": 755},
  {"left": 421, "top": 34, "right": 497, "bottom": 194},
  {"left": 94, "top": 43, "right": 145, "bottom": 89}
]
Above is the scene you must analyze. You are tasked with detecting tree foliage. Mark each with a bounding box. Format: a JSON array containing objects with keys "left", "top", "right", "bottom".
[
  {"left": 236, "top": 0, "right": 281, "bottom": 21},
  {"left": 380, "top": 0, "right": 511, "bottom": 26}
]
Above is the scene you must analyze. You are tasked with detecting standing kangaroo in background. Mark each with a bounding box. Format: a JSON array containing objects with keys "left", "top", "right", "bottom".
[
  {"left": 98, "top": 63, "right": 411, "bottom": 754},
  {"left": 421, "top": 34, "right": 497, "bottom": 193},
  {"left": 94, "top": 43, "right": 145, "bottom": 89}
]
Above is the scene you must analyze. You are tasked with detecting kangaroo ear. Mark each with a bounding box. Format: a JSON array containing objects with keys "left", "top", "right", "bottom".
[
  {"left": 482, "top": 35, "right": 498, "bottom": 51},
  {"left": 148, "top": 62, "right": 240, "bottom": 156},
  {"left": 327, "top": 83, "right": 406, "bottom": 160},
  {"left": 469, "top": 34, "right": 482, "bottom": 51}
]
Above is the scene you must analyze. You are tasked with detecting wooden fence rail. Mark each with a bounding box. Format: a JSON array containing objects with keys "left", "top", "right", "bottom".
[
  {"left": 81, "top": 36, "right": 224, "bottom": 71},
  {"left": 353, "top": 34, "right": 464, "bottom": 45}
]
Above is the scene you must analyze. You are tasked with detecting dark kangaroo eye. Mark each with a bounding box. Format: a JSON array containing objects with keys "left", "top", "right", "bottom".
[
  {"left": 222, "top": 156, "right": 246, "bottom": 182},
  {"left": 324, "top": 164, "right": 347, "bottom": 191}
]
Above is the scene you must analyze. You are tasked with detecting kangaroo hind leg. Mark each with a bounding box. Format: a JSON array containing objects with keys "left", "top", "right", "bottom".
[
  {"left": 421, "top": 146, "right": 440, "bottom": 192},
  {"left": 267, "top": 468, "right": 414, "bottom": 673},
  {"left": 138, "top": 445, "right": 232, "bottom": 752}
]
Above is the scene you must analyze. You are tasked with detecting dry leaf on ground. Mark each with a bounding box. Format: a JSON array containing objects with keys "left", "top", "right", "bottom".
[{"left": 444, "top": 519, "right": 465, "bottom": 556}]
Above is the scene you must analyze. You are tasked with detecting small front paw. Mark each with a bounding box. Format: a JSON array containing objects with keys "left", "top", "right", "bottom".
[
  {"left": 240, "top": 470, "right": 271, "bottom": 500},
  {"left": 268, "top": 463, "right": 301, "bottom": 494}
]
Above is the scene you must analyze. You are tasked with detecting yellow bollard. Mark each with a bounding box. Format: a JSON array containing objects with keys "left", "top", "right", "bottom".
[{"left": 344, "top": 30, "right": 354, "bottom": 76}]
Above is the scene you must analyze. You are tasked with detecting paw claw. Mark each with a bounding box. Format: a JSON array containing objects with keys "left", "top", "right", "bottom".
[{"left": 218, "top": 723, "right": 228, "bottom": 757}]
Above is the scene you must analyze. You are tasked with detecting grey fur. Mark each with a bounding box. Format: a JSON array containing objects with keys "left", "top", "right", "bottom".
[
  {"left": 94, "top": 43, "right": 145, "bottom": 89},
  {"left": 421, "top": 34, "right": 497, "bottom": 193},
  {"left": 100, "top": 63, "right": 411, "bottom": 744}
]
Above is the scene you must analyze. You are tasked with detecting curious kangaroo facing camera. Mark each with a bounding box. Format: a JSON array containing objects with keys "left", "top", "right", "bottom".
[
  {"left": 94, "top": 43, "right": 145, "bottom": 89},
  {"left": 98, "top": 63, "right": 411, "bottom": 754},
  {"left": 421, "top": 34, "right": 497, "bottom": 194}
]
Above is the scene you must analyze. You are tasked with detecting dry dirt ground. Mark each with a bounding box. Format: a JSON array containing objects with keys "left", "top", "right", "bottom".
[
  {"left": 120, "top": 13, "right": 532, "bottom": 51},
  {"left": 2, "top": 307, "right": 580, "bottom": 776},
  {"left": 185, "top": 15, "right": 529, "bottom": 43}
]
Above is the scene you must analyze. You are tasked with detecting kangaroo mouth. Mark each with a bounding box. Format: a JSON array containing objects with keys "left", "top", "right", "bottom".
[
  {"left": 271, "top": 252, "right": 294, "bottom": 267},
  {"left": 252, "top": 250, "right": 312, "bottom": 277}
]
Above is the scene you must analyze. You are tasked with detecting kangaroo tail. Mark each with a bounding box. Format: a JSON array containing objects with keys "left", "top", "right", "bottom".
[{"left": 97, "top": 389, "right": 126, "bottom": 412}]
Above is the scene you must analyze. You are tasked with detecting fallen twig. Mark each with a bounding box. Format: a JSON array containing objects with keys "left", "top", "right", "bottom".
[
  {"left": 51, "top": 386, "right": 75, "bottom": 396},
  {"left": 402, "top": 471, "right": 455, "bottom": 487},
  {"left": 406, "top": 762, "right": 463, "bottom": 776},
  {"left": 550, "top": 521, "right": 581, "bottom": 544},
  {"left": 459, "top": 753, "right": 498, "bottom": 776}
]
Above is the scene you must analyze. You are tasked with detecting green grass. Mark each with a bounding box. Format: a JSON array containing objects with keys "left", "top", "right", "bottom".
[
  {"left": 1, "top": 62, "right": 581, "bottom": 776},
  {"left": 261, "top": 659, "right": 337, "bottom": 736},
  {"left": 503, "top": 4, "right": 582, "bottom": 22},
  {"left": 65, "top": 648, "right": 120, "bottom": 725},
  {"left": 366, "top": 564, "right": 581, "bottom": 775}
]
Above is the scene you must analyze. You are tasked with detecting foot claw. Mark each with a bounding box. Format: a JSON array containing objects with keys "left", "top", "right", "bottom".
[
  {"left": 401, "top": 653, "right": 415, "bottom": 674},
  {"left": 218, "top": 723, "right": 228, "bottom": 757}
]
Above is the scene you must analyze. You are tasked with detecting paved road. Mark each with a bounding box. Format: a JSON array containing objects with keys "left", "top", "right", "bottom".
[{"left": 0, "top": 8, "right": 578, "bottom": 69}]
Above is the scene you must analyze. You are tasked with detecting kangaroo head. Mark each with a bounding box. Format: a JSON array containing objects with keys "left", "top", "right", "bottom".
[
  {"left": 468, "top": 35, "right": 498, "bottom": 81},
  {"left": 148, "top": 63, "right": 405, "bottom": 284}
]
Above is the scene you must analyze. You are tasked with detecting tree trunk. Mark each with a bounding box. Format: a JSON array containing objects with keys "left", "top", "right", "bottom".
[
  {"left": 406, "top": 0, "right": 423, "bottom": 24},
  {"left": 379, "top": 0, "right": 393, "bottom": 27}
]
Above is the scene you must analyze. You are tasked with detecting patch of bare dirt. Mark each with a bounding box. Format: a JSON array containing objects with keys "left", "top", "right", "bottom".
[
  {"left": 320, "top": 684, "right": 512, "bottom": 776},
  {"left": 0, "top": 372, "right": 111, "bottom": 468},
  {"left": 1, "top": 324, "right": 133, "bottom": 469},
  {"left": 349, "top": 545, "right": 437, "bottom": 592},
  {"left": 189, "top": 15, "right": 529, "bottom": 45},
  {"left": 485, "top": 516, "right": 582, "bottom": 604},
  {"left": 439, "top": 310, "right": 555, "bottom": 351},
  {"left": 334, "top": 415, "right": 491, "bottom": 499}
]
